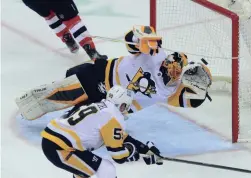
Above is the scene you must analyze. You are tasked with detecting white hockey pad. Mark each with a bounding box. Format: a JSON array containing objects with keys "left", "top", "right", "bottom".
[{"left": 15, "top": 75, "right": 86, "bottom": 120}]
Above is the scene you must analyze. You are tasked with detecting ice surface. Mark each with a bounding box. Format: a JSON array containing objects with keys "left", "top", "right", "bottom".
[{"left": 1, "top": 0, "right": 251, "bottom": 178}]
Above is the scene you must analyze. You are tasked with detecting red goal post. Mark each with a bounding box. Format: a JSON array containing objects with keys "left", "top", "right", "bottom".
[{"left": 149, "top": 0, "right": 241, "bottom": 143}]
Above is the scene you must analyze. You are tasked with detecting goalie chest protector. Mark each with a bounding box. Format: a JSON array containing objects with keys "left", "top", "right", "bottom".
[{"left": 108, "top": 49, "right": 181, "bottom": 112}]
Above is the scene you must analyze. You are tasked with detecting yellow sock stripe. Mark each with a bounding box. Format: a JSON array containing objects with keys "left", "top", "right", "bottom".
[
  {"left": 105, "top": 59, "right": 113, "bottom": 90},
  {"left": 58, "top": 150, "right": 94, "bottom": 176},
  {"left": 50, "top": 120, "right": 84, "bottom": 151},
  {"left": 41, "top": 130, "right": 72, "bottom": 151}
]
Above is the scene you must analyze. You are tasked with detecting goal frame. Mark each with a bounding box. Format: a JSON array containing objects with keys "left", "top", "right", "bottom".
[{"left": 150, "top": 0, "right": 240, "bottom": 143}]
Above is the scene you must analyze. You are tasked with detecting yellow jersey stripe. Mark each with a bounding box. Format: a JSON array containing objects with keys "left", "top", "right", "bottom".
[
  {"left": 100, "top": 117, "right": 124, "bottom": 148},
  {"left": 50, "top": 120, "right": 84, "bottom": 151},
  {"left": 105, "top": 59, "right": 113, "bottom": 90},
  {"left": 115, "top": 57, "right": 124, "bottom": 85}
]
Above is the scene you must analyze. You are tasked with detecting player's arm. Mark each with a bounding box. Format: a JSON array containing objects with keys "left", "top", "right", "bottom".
[
  {"left": 168, "top": 59, "right": 212, "bottom": 108},
  {"left": 100, "top": 117, "right": 131, "bottom": 164}
]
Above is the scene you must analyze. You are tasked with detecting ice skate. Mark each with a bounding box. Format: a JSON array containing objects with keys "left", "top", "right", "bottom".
[
  {"left": 83, "top": 44, "right": 107, "bottom": 61},
  {"left": 63, "top": 32, "right": 79, "bottom": 53}
]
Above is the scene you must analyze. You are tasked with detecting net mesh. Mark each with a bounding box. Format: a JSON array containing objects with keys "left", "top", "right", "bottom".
[{"left": 154, "top": 0, "right": 251, "bottom": 141}]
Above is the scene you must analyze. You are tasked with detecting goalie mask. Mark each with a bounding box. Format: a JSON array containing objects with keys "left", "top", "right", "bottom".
[
  {"left": 125, "top": 25, "right": 162, "bottom": 55},
  {"left": 159, "top": 52, "right": 188, "bottom": 86}
]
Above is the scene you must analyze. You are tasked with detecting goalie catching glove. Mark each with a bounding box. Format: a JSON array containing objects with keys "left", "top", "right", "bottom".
[{"left": 181, "top": 59, "right": 212, "bottom": 101}]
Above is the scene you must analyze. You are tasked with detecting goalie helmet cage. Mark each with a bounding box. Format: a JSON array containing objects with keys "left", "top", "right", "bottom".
[{"left": 150, "top": 0, "right": 251, "bottom": 143}]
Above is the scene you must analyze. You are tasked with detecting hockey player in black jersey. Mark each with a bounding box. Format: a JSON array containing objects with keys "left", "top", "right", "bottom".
[{"left": 22, "top": 0, "right": 107, "bottom": 60}]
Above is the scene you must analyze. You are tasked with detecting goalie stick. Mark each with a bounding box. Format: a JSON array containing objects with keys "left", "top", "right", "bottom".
[{"left": 159, "top": 155, "right": 251, "bottom": 173}]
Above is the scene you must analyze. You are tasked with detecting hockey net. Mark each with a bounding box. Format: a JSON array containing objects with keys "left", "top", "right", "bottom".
[{"left": 150, "top": 0, "right": 251, "bottom": 142}]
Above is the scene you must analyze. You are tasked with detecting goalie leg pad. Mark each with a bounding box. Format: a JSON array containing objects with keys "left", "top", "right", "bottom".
[{"left": 15, "top": 75, "right": 88, "bottom": 120}]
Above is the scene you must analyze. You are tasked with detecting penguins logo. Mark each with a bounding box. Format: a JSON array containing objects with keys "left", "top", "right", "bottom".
[{"left": 126, "top": 68, "right": 156, "bottom": 98}]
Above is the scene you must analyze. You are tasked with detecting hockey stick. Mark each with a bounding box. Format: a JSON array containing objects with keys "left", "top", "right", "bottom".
[{"left": 159, "top": 155, "right": 251, "bottom": 173}]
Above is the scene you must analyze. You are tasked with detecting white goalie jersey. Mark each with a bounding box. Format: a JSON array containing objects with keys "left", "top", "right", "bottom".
[
  {"left": 105, "top": 49, "right": 178, "bottom": 111},
  {"left": 105, "top": 49, "right": 212, "bottom": 112}
]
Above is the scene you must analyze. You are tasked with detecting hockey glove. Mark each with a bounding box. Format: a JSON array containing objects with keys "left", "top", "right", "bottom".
[
  {"left": 143, "top": 141, "right": 163, "bottom": 165},
  {"left": 181, "top": 59, "right": 212, "bottom": 101},
  {"left": 124, "top": 142, "right": 140, "bottom": 162},
  {"left": 143, "top": 154, "right": 163, "bottom": 165}
]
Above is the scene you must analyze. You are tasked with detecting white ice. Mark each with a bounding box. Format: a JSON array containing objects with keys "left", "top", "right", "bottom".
[{"left": 1, "top": 0, "right": 251, "bottom": 178}]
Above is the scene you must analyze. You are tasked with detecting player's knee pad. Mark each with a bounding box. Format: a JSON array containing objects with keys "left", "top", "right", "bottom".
[{"left": 95, "top": 159, "right": 116, "bottom": 178}]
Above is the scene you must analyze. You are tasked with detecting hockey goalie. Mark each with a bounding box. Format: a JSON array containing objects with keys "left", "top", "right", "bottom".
[{"left": 15, "top": 25, "right": 212, "bottom": 120}]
